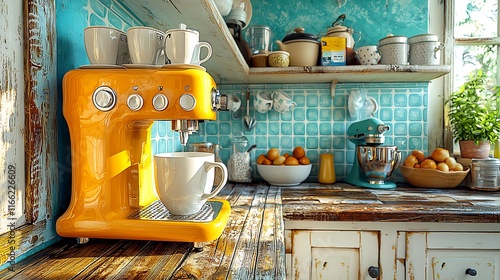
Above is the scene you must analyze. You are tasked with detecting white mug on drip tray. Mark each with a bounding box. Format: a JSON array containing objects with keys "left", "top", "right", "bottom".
[
  {"left": 165, "top": 24, "right": 213, "bottom": 65},
  {"left": 127, "top": 26, "right": 166, "bottom": 65},
  {"left": 154, "top": 152, "right": 228, "bottom": 215}
]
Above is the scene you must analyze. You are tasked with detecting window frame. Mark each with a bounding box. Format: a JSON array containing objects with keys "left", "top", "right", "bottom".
[{"left": 441, "top": 0, "right": 500, "bottom": 151}]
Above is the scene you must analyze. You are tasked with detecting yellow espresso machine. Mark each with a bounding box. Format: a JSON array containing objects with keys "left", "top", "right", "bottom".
[{"left": 56, "top": 68, "right": 230, "bottom": 249}]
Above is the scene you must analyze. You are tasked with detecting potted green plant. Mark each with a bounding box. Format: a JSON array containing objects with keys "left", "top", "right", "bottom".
[{"left": 447, "top": 69, "right": 500, "bottom": 158}]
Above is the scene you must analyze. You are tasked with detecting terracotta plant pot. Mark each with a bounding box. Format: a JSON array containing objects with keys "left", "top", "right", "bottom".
[{"left": 459, "top": 140, "right": 491, "bottom": 158}]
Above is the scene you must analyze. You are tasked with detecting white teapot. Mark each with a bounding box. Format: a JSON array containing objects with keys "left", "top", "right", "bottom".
[{"left": 325, "top": 14, "right": 361, "bottom": 65}]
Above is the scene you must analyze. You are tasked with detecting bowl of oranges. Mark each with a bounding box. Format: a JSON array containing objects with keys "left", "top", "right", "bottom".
[
  {"left": 256, "top": 146, "right": 312, "bottom": 186},
  {"left": 400, "top": 148, "right": 469, "bottom": 188}
]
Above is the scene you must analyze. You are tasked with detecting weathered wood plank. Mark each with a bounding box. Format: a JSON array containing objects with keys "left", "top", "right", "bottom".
[
  {"left": 172, "top": 185, "right": 258, "bottom": 279},
  {"left": 0, "top": 0, "right": 59, "bottom": 270},
  {"left": 76, "top": 241, "right": 190, "bottom": 280},
  {"left": 254, "top": 185, "right": 286, "bottom": 280},
  {"left": 226, "top": 186, "right": 269, "bottom": 279},
  {"left": 1, "top": 239, "right": 123, "bottom": 279},
  {"left": 69, "top": 240, "right": 155, "bottom": 279}
]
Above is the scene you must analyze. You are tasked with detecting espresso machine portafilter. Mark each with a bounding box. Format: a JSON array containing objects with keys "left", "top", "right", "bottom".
[{"left": 344, "top": 118, "right": 401, "bottom": 189}]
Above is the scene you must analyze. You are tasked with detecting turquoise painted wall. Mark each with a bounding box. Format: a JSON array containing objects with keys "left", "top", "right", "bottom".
[{"left": 247, "top": 0, "right": 428, "bottom": 49}]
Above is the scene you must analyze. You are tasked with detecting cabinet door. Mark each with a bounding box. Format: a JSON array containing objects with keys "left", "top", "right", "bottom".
[
  {"left": 406, "top": 232, "right": 500, "bottom": 280},
  {"left": 290, "top": 230, "right": 379, "bottom": 280}
]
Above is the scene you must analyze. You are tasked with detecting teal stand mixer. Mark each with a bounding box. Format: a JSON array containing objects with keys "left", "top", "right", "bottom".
[{"left": 344, "top": 118, "right": 401, "bottom": 189}]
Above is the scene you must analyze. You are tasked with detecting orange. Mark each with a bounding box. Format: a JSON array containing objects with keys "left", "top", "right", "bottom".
[
  {"left": 285, "top": 156, "right": 299, "bottom": 166},
  {"left": 411, "top": 150, "right": 426, "bottom": 163},
  {"left": 273, "top": 156, "right": 286, "bottom": 165},
  {"left": 267, "top": 148, "right": 280, "bottom": 161},
  {"left": 437, "top": 162, "right": 450, "bottom": 172},
  {"left": 431, "top": 148, "right": 450, "bottom": 163},
  {"left": 420, "top": 159, "right": 437, "bottom": 169},
  {"left": 293, "top": 146, "right": 305, "bottom": 159},
  {"left": 298, "top": 156, "right": 310, "bottom": 165},
  {"left": 262, "top": 158, "right": 272, "bottom": 165},
  {"left": 403, "top": 155, "right": 419, "bottom": 167},
  {"left": 452, "top": 163, "right": 464, "bottom": 171},
  {"left": 445, "top": 157, "right": 458, "bottom": 170},
  {"left": 256, "top": 154, "right": 267, "bottom": 164}
]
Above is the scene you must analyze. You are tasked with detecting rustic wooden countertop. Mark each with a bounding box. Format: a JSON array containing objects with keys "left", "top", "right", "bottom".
[
  {"left": 2, "top": 182, "right": 500, "bottom": 279},
  {"left": 282, "top": 182, "right": 500, "bottom": 223}
]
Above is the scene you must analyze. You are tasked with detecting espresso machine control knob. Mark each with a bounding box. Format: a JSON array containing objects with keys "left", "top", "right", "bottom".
[
  {"left": 92, "top": 86, "right": 116, "bottom": 111},
  {"left": 152, "top": 94, "right": 168, "bottom": 111},
  {"left": 127, "top": 93, "right": 143, "bottom": 111},
  {"left": 179, "top": 94, "right": 196, "bottom": 111}
]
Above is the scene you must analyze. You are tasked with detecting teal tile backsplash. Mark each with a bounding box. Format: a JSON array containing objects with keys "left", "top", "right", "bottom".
[{"left": 151, "top": 82, "right": 429, "bottom": 183}]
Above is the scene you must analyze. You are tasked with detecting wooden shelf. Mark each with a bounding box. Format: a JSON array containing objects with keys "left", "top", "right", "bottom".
[
  {"left": 120, "top": 0, "right": 450, "bottom": 85},
  {"left": 247, "top": 65, "right": 451, "bottom": 84}
]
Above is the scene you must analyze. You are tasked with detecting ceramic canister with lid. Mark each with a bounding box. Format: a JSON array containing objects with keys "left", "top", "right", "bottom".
[
  {"left": 408, "top": 34, "right": 444, "bottom": 65},
  {"left": 275, "top": 27, "right": 320, "bottom": 66},
  {"left": 378, "top": 35, "right": 409, "bottom": 65}
]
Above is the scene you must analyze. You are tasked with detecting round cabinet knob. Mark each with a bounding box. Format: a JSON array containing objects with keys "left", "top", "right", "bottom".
[
  {"left": 152, "top": 94, "right": 168, "bottom": 111},
  {"left": 127, "top": 93, "right": 143, "bottom": 111},
  {"left": 368, "top": 266, "right": 380, "bottom": 278},
  {"left": 92, "top": 86, "right": 116, "bottom": 111},
  {"left": 180, "top": 94, "right": 196, "bottom": 111},
  {"left": 465, "top": 268, "right": 477, "bottom": 276}
]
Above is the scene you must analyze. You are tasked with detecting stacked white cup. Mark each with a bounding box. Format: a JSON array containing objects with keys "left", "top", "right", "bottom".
[
  {"left": 165, "top": 24, "right": 213, "bottom": 65},
  {"left": 84, "top": 26, "right": 129, "bottom": 65}
]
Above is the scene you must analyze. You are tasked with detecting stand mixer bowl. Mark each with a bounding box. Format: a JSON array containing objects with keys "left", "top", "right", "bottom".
[{"left": 357, "top": 146, "right": 400, "bottom": 184}]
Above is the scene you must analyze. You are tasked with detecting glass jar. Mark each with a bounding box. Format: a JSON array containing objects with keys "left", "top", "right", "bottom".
[
  {"left": 469, "top": 158, "right": 500, "bottom": 191},
  {"left": 228, "top": 135, "right": 252, "bottom": 182}
]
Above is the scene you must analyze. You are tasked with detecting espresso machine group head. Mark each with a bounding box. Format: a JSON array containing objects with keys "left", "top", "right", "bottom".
[
  {"left": 56, "top": 68, "right": 230, "bottom": 247},
  {"left": 344, "top": 118, "right": 401, "bottom": 189}
]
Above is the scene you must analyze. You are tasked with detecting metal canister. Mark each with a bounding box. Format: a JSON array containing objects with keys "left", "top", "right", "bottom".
[
  {"left": 469, "top": 158, "right": 500, "bottom": 191},
  {"left": 378, "top": 35, "right": 409, "bottom": 65},
  {"left": 408, "top": 34, "right": 444, "bottom": 65}
]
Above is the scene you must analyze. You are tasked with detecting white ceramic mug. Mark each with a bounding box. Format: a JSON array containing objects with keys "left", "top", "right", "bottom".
[
  {"left": 84, "top": 26, "right": 124, "bottom": 65},
  {"left": 227, "top": 94, "right": 242, "bottom": 112},
  {"left": 272, "top": 90, "right": 296, "bottom": 113},
  {"left": 254, "top": 90, "right": 274, "bottom": 113},
  {"left": 355, "top": 45, "right": 381, "bottom": 65},
  {"left": 127, "top": 26, "right": 166, "bottom": 65},
  {"left": 154, "top": 152, "right": 228, "bottom": 215},
  {"left": 116, "top": 32, "right": 130, "bottom": 65},
  {"left": 165, "top": 24, "right": 212, "bottom": 65}
]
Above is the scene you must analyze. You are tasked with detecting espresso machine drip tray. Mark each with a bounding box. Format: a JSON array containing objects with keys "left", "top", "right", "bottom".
[{"left": 127, "top": 200, "right": 222, "bottom": 223}]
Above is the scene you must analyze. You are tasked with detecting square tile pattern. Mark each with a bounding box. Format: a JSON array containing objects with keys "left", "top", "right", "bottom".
[{"left": 151, "top": 83, "right": 429, "bottom": 183}]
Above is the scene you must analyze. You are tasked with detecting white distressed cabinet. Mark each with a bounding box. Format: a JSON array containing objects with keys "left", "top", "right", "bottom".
[
  {"left": 405, "top": 232, "right": 500, "bottom": 280},
  {"left": 288, "top": 230, "right": 380, "bottom": 280},
  {"left": 285, "top": 222, "right": 500, "bottom": 280}
]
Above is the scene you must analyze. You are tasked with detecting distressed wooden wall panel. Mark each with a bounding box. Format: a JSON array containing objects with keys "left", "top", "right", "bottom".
[{"left": 0, "top": 0, "right": 59, "bottom": 270}]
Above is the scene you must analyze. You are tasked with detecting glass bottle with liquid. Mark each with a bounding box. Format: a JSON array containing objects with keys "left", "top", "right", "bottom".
[{"left": 319, "top": 153, "right": 336, "bottom": 184}]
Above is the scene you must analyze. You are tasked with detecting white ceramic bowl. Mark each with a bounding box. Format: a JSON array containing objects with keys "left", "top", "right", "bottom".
[{"left": 257, "top": 164, "right": 312, "bottom": 186}]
